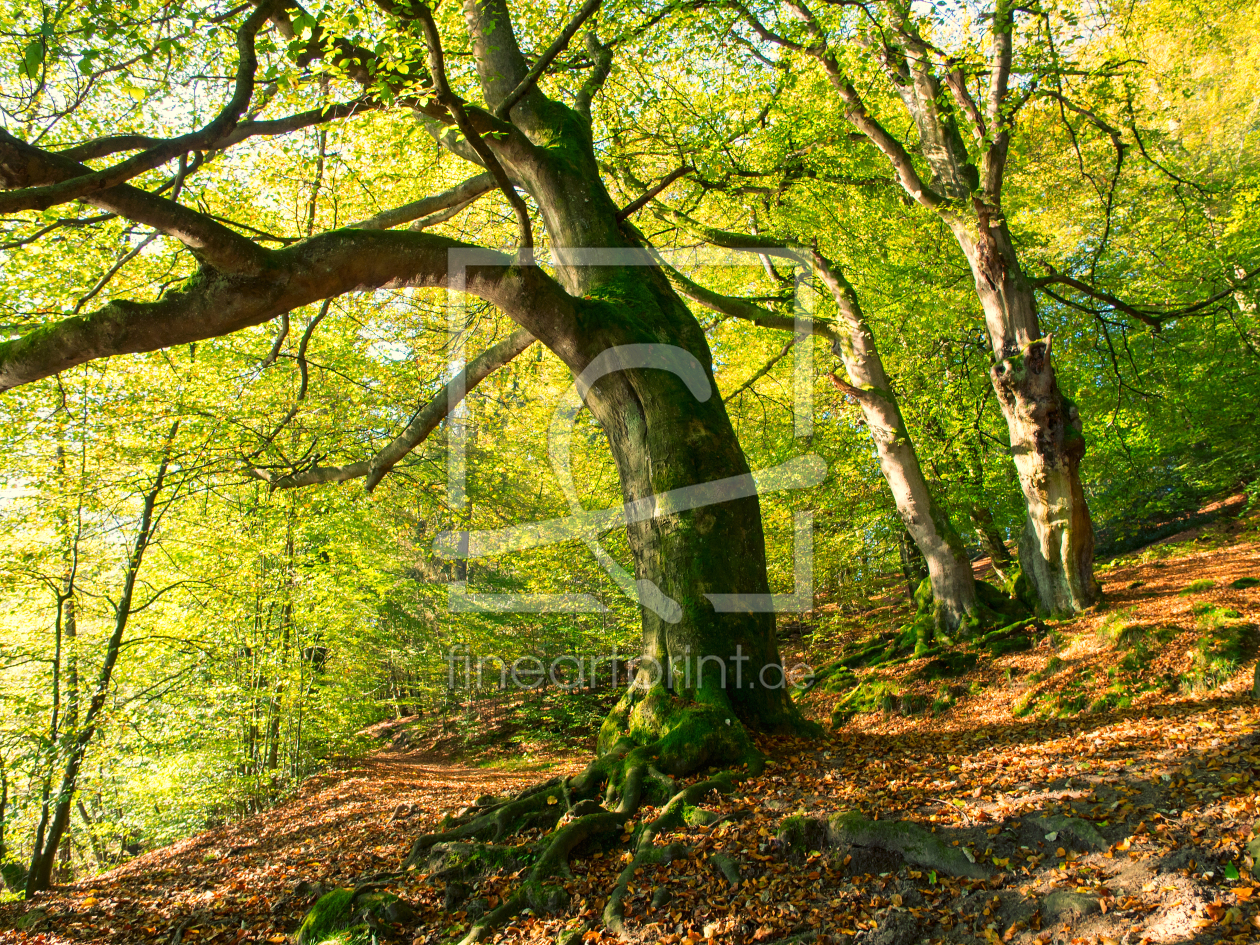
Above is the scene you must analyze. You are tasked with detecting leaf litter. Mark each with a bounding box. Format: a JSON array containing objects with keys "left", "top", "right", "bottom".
[{"left": 3, "top": 513, "right": 1260, "bottom": 945}]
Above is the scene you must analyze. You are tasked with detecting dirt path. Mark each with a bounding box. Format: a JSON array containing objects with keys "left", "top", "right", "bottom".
[{"left": 0, "top": 752, "right": 585, "bottom": 945}]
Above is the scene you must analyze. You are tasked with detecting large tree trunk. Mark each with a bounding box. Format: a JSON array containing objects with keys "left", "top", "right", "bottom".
[
  {"left": 454, "top": 6, "right": 811, "bottom": 772},
  {"left": 951, "top": 217, "right": 1101, "bottom": 614}
]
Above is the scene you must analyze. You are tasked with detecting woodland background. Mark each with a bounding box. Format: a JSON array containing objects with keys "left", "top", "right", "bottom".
[{"left": 0, "top": 0, "right": 1257, "bottom": 895}]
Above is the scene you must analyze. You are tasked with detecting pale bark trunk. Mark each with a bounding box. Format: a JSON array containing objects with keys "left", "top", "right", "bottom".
[
  {"left": 950, "top": 216, "right": 1100, "bottom": 614},
  {"left": 813, "top": 256, "right": 978, "bottom": 629}
]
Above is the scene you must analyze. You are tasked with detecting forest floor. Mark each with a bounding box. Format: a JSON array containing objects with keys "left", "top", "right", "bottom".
[{"left": 4, "top": 504, "right": 1260, "bottom": 945}]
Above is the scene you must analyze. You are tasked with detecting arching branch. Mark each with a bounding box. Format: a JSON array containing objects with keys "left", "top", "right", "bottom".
[
  {"left": 0, "top": 128, "right": 270, "bottom": 274},
  {"left": 0, "top": 230, "right": 574, "bottom": 392},
  {"left": 349, "top": 173, "right": 496, "bottom": 230}
]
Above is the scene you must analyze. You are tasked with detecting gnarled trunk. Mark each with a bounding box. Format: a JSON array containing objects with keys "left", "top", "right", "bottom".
[
  {"left": 951, "top": 218, "right": 1100, "bottom": 614},
  {"left": 462, "top": 27, "right": 810, "bottom": 770}
]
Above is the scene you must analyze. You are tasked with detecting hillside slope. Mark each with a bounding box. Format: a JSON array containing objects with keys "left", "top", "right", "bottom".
[{"left": 4, "top": 512, "right": 1260, "bottom": 945}]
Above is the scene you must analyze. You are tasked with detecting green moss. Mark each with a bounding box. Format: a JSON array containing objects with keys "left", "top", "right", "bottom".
[
  {"left": 930, "top": 685, "right": 955, "bottom": 716},
  {"left": 296, "top": 889, "right": 414, "bottom": 945},
  {"left": 914, "top": 651, "right": 977, "bottom": 680},
  {"left": 297, "top": 889, "right": 358, "bottom": 945},
  {"left": 1179, "top": 579, "right": 1217, "bottom": 596},
  {"left": 1012, "top": 690, "right": 1039, "bottom": 717},
  {"left": 831, "top": 678, "right": 899, "bottom": 726},
  {"left": 1030, "top": 656, "right": 1065, "bottom": 683},
  {"left": 599, "top": 684, "right": 761, "bottom": 776},
  {"left": 1182, "top": 618, "right": 1257, "bottom": 691},
  {"left": 1231, "top": 577, "right": 1260, "bottom": 589}
]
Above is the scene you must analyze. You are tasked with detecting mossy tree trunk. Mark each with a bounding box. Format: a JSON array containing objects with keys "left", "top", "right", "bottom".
[{"left": 463, "top": 1, "right": 807, "bottom": 771}]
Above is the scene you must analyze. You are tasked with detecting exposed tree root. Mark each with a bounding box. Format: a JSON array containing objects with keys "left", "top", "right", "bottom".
[
  {"left": 603, "top": 771, "right": 737, "bottom": 935},
  {"left": 291, "top": 691, "right": 802, "bottom": 944}
]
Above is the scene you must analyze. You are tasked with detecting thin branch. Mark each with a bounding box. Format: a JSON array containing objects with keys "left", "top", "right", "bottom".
[
  {"left": 495, "top": 0, "right": 603, "bottom": 119},
  {"left": 0, "top": 5, "right": 274, "bottom": 213},
  {"left": 350, "top": 173, "right": 495, "bottom": 230},
  {"left": 723, "top": 336, "right": 795, "bottom": 403},
  {"left": 411, "top": 2, "right": 534, "bottom": 255},
  {"left": 617, "top": 166, "right": 692, "bottom": 220},
  {"left": 1033, "top": 264, "right": 1260, "bottom": 328},
  {"left": 256, "top": 328, "right": 536, "bottom": 491}
]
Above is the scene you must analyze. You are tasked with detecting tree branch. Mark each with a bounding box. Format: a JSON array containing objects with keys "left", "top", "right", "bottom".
[
  {"left": 617, "top": 166, "right": 692, "bottom": 220},
  {"left": 723, "top": 336, "right": 795, "bottom": 403},
  {"left": 0, "top": 128, "right": 271, "bottom": 274},
  {"left": 575, "top": 31, "right": 613, "bottom": 122},
  {"left": 412, "top": 2, "right": 534, "bottom": 254},
  {"left": 349, "top": 173, "right": 495, "bottom": 230},
  {"left": 1033, "top": 265, "right": 1260, "bottom": 329},
  {"left": 495, "top": 0, "right": 603, "bottom": 120},
  {"left": 57, "top": 97, "right": 380, "bottom": 163},
  {"left": 0, "top": 4, "right": 273, "bottom": 213},
  {"left": 0, "top": 229, "right": 573, "bottom": 392},
  {"left": 257, "top": 328, "right": 536, "bottom": 491}
]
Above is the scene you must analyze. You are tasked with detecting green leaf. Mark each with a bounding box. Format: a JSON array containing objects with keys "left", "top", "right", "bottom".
[
  {"left": 1225, "top": 863, "right": 1240, "bottom": 880},
  {"left": 20, "top": 38, "right": 44, "bottom": 79}
]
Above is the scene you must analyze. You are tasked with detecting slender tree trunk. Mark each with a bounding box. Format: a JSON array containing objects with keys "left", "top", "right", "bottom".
[
  {"left": 75, "top": 799, "right": 108, "bottom": 870},
  {"left": 25, "top": 421, "right": 178, "bottom": 895},
  {"left": 969, "top": 502, "right": 1012, "bottom": 582},
  {"left": 898, "top": 526, "right": 929, "bottom": 599},
  {"left": 951, "top": 218, "right": 1100, "bottom": 614},
  {"left": 811, "top": 254, "right": 978, "bottom": 628}
]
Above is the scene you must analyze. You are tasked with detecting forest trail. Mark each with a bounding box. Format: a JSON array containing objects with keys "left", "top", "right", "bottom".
[{"left": 4, "top": 510, "right": 1260, "bottom": 945}]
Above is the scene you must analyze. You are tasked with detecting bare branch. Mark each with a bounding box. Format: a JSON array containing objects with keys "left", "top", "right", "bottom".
[
  {"left": 617, "top": 166, "right": 692, "bottom": 220},
  {"left": 723, "top": 336, "right": 795, "bottom": 403},
  {"left": 0, "top": 128, "right": 270, "bottom": 275},
  {"left": 496, "top": 0, "right": 603, "bottom": 120},
  {"left": 259, "top": 328, "right": 536, "bottom": 491},
  {"left": 350, "top": 173, "right": 495, "bottom": 230},
  {"left": 575, "top": 31, "right": 614, "bottom": 122},
  {"left": 412, "top": 2, "right": 534, "bottom": 254},
  {"left": 1032, "top": 264, "right": 1260, "bottom": 329},
  {"left": 56, "top": 98, "right": 380, "bottom": 163},
  {"left": 0, "top": 229, "right": 573, "bottom": 391}
]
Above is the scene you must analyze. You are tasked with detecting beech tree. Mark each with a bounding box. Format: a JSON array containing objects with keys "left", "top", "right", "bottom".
[
  {"left": 0, "top": 0, "right": 817, "bottom": 841},
  {"left": 719, "top": 0, "right": 1106, "bottom": 614}
]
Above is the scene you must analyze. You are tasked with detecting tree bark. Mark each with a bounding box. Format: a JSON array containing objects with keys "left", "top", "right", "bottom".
[
  {"left": 898, "top": 526, "right": 929, "bottom": 599},
  {"left": 766, "top": 0, "right": 1101, "bottom": 616},
  {"left": 969, "top": 502, "right": 1012, "bottom": 581},
  {"left": 950, "top": 218, "right": 1100, "bottom": 613},
  {"left": 446, "top": 0, "right": 811, "bottom": 770},
  {"left": 812, "top": 255, "right": 978, "bottom": 629}
]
